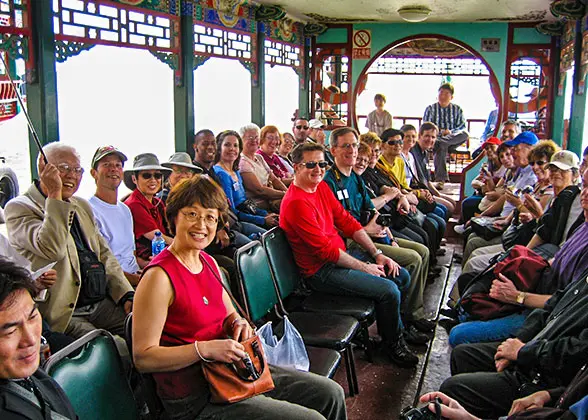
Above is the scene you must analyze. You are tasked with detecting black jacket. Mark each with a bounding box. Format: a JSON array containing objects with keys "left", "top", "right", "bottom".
[
  {"left": 515, "top": 268, "right": 588, "bottom": 388},
  {"left": 536, "top": 185, "right": 583, "bottom": 246},
  {"left": 0, "top": 369, "right": 77, "bottom": 419}
]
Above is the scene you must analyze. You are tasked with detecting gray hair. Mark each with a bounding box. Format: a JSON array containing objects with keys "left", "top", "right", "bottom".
[
  {"left": 501, "top": 119, "right": 521, "bottom": 133},
  {"left": 239, "top": 123, "right": 260, "bottom": 138},
  {"left": 38, "top": 142, "right": 81, "bottom": 168}
]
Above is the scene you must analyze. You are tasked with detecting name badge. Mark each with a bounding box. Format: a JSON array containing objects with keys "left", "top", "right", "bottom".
[
  {"left": 233, "top": 182, "right": 239, "bottom": 191},
  {"left": 337, "top": 189, "right": 349, "bottom": 200}
]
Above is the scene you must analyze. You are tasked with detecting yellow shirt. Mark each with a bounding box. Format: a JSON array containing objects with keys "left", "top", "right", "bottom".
[{"left": 378, "top": 155, "right": 409, "bottom": 189}]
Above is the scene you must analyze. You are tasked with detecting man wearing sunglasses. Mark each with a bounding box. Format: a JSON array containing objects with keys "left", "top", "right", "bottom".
[
  {"left": 292, "top": 117, "right": 335, "bottom": 166},
  {"left": 5, "top": 142, "right": 134, "bottom": 340},
  {"left": 280, "top": 141, "right": 421, "bottom": 368},
  {"left": 293, "top": 118, "right": 312, "bottom": 145},
  {"left": 324, "top": 127, "right": 434, "bottom": 343}
]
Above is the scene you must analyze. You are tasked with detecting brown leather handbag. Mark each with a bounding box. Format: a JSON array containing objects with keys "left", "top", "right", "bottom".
[{"left": 200, "top": 258, "right": 275, "bottom": 404}]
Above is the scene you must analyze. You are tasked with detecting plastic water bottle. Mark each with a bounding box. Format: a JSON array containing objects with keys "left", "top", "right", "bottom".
[{"left": 152, "top": 231, "right": 166, "bottom": 256}]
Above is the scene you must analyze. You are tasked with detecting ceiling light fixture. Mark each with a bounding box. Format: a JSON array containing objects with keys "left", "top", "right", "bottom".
[{"left": 398, "top": 6, "right": 432, "bottom": 23}]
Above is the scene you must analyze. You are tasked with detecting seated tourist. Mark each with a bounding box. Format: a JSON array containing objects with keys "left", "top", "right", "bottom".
[
  {"left": 0, "top": 259, "right": 77, "bottom": 419},
  {"left": 257, "top": 125, "right": 293, "bottom": 186},
  {"left": 159, "top": 152, "right": 202, "bottom": 203},
  {"left": 89, "top": 146, "right": 143, "bottom": 286},
  {"left": 5, "top": 142, "right": 133, "bottom": 338},
  {"left": 280, "top": 142, "right": 420, "bottom": 367},
  {"left": 214, "top": 130, "right": 278, "bottom": 231},
  {"left": 278, "top": 132, "right": 295, "bottom": 167},
  {"left": 580, "top": 145, "right": 588, "bottom": 176},
  {"left": 365, "top": 93, "right": 393, "bottom": 137},
  {"left": 132, "top": 175, "right": 346, "bottom": 420},
  {"left": 239, "top": 123, "right": 287, "bottom": 212},
  {"left": 323, "top": 128, "right": 433, "bottom": 340},
  {"left": 124, "top": 153, "right": 173, "bottom": 264}
]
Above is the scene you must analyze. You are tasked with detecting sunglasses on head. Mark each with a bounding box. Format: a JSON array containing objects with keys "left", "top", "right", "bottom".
[
  {"left": 140, "top": 172, "right": 163, "bottom": 180},
  {"left": 295, "top": 125, "right": 310, "bottom": 130},
  {"left": 386, "top": 139, "right": 404, "bottom": 146},
  {"left": 301, "top": 161, "right": 328, "bottom": 169}
]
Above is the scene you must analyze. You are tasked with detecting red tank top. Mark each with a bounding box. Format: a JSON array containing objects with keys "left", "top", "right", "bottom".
[{"left": 145, "top": 249, "right": 226, "bottom": 402}]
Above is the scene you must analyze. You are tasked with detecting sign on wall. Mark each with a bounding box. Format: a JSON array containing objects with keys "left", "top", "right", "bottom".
[{"left": 352, "top": 29, "right": 371, "bottom": 59}]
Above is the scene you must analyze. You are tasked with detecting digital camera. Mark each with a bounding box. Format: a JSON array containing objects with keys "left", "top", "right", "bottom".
[
  {"left": 360, "top": 209, "right": 393, "bottom": 227},
  {"left": 514, "top": 185, "right": 534, "bottom": 198},
  {"left": 399, "top": 397, "right": 442, "bottom": 420}
]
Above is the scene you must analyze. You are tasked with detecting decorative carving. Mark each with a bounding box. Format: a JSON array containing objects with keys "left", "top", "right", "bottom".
[
  {"left": 304, "top": 13, "right": 377, "bottom": 23},
  {"left": 149, "top": 50, "right": 179, "bottom": 69},
  {"left": 113, "top": 0, "right": 180, "bottom": 15},
  {"left": 550, "top": 0, "right": 585, "bottom": 20},
  {"left": 384, "top": 39, "right": 473, "bottom": 58},
  {"left": 368, "top": 56, "right": 489, "bottom": 76},
  {"left": 535, "top": 20, "right": 565, "bottom": 36},
  {"left": 193, "top": 54, "right": 211, "bottom": 69},
  {"left": 255, "top": 4, "right": 286, "bottom": 22},
  {"left": 0, "top": 33, "right": 27, "bottom": 60},
  {"left": 54, "top": 40, "right": 94, "bottom": 63},
  {"left": 304, "top": 23, "right": 328, "bottom": 37},
  {"left": 477, "top": 10, "right": 547, "bottom": 22}
]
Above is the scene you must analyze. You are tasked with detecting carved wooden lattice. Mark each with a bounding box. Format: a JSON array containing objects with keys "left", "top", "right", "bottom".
[
  {"left": 367, "top": 57, "right": 490, "bottom": 76},
  {"left": 0, "top": 0, "right": 31, "bottom": 63},
  {"left": 53, "top": 0, "right": 181, "bottom": 82}
]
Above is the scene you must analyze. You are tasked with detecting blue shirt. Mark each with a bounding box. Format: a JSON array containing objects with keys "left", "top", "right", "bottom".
[
  {"left": 423, "top": 102, "right": 466, "bottom": 133},
  {"left": 501, "top": 165, "right": 538, "bottom": 216},
  {"left": 480, "top": 109, "right": 498, "bottom": 141},
  {"left": 213, "top": 165, "right": 267, "bottom": 226},
  {"left": 323, "top": 166, "right": 374, "bottom": 221}
]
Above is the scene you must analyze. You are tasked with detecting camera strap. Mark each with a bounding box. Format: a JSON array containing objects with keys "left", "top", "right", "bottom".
[{"left": 332, "top": 165, "right": 369, "bottom": 212}]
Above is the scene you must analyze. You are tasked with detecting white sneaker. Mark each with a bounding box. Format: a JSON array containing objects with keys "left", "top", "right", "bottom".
[{"left": 454, "top": 224, "right": 466, "bottom": 235}]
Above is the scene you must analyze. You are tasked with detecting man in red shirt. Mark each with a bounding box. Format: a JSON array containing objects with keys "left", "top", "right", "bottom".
[{"left": 280, "top": 142, "right": 419, "bottom": 367}]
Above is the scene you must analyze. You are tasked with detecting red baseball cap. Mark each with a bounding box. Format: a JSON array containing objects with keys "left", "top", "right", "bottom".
[{"left": 481, "top": 137, "right": 502, "bottom": 149}]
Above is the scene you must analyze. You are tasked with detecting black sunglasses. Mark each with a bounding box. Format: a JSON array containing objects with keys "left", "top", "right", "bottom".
[
  {"left": 295, "top": 125, "right": 310, "bottom": 130},
  {"left": 529, "top": 160, "right": 546, "bottom": 166},
  {"left": 140, "top": 172, "right": 163, "bottom": 180},
  {"left": 301, "top": 161, "right": 328, "bottom": 169},
  {"left": 386, "top": 139, "right": 404, "bottom": 146}
]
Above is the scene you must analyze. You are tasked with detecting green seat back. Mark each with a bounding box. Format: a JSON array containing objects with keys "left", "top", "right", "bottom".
[
  {"left": 45, "top": 330, "right": 139, "bottom": 420},
  {"left": 461, "top": 151, "right": 486, "bottom": 200},
  {"left": 235, "top": 241, "right": 280, "bottom": 323},
  {"left": 262, "top": 227, "right": 300, "bottom": 299}
]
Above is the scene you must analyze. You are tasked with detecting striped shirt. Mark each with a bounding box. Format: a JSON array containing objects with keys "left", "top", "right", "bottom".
[{"left": 423, "top": 102, "right": 466, "bottom": 133}]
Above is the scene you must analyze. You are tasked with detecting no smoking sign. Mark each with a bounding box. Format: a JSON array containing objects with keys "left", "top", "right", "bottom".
[{"left": 352, "top": 29, "right": 371, "bottom": 59}]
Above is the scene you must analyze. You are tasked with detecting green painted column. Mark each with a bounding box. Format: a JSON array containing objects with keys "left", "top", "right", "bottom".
[
  {"left": 568, "top": 21, "right": 586, "bottom": 155},
  {"left": 27, "top": 0, "right": 58, "bottom": 176},
  {"left": 173, "top": 10, "right": 195, "bottom": 153},
  {"left": 551, "top": 40, "right": 565, "bottom": 146},
  {"left": 251, "top": 26, "right": 265, "bottom": 127},
  {"left": 298, "top": 37, "right": 310, "bottom": 118}
]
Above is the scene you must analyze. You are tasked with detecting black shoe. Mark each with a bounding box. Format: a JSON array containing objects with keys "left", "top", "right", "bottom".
[
  {"left": 454, "top": 253, "right": 463, "bottom": 264},
  {"left": 430, "top": 266, "right": 443, "bottom": 274},
  {"left": 404, "top": 324, "right": 430, "bottom": 345},
  {"left": 412, "top": 318, "right": 436, "bottom": 333},
  {"left": 439, "top": 307, "right": 459, "bottom": 320},
  {"left": 426, "top": 273, "right": 437, "bottom": 284},
  {"left": 386, "top": 337, "right": 419, "bottom": 368},
  {"left": 436, "top": 248, "right": 447, "bottom": 256}
]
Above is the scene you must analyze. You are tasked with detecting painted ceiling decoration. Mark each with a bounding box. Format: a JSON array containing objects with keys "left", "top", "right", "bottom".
[
  {"left": 384, "top": 39, "right": 473, "bottom": 58},
  {"left": 550, "top": 0, "right": 586, "bottom": 19},
  {"left": 536, "top": 20, "right": 565, "bottom": 35}
]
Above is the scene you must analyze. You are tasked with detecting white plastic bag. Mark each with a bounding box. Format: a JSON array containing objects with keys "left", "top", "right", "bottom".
[{"left": 257, "top": 316, "right": 310, "bottom": 371}]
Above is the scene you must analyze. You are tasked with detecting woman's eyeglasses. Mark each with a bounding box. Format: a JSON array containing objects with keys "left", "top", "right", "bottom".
[
  {"left": 180, "top": 210, "right": 218, "bottom": 226},
  {"left": 386, "top": 139, "right": 404, "bottom": 146},
  {"left": 529, "top": 160, "right": 546, "bottom": 167},
  {"left": 140, "top": 172, "right": 163, "bottom": 180},
  {"left": 301, "top": 161, "right": 329, "bottom": 169}
]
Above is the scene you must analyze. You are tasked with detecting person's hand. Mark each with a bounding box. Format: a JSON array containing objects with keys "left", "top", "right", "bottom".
[
  {"left": 485, "top": 191, "right": 501, "bottom": 201},
  {"left": 198, "top": 339, "right": 246, "bottom": 363},
  {"left": 519, "top": 212, "right": 534, "bottom": 224},
  {"left": 124, "top": 300, "right": 133, "bottom": 315},
  {"left": 364, "top": 213, "right": 387, "bottom": 237},
  {"left": 375, "top": 253, "right": 400, "bottom": 277},
  {"left": 382, "top": 186, "right": 400, "bottom": 201},
  {"left": 40, "top": 163, "right": 63, "bottom": 200},
  {"left": 509, "top": 390, "right": 551, "bottom": 415},
  {"left": 406, "top": 192, "right": 419, "bottom": 205},
  {"left": 419, "top": 392, "right": 480, "bottom": 420},
  {"left": 264, "top": 214, "right": 279, "bottom": 227},
  {"left": 441, "top": 129, "right": 451, "bottom": 136},
  {"left": 489, "top": 273, "right": 519, "bottom": 304},
  {"left": 216, "top": 229, "right": 230, "bottom": 249},
  {"left": 397, "top": 196, "right": 410, "bottom": 215},
  {"left": 485, "top": 177, "right": 496, "bottom": 192},
  {"left": 495, "top": 338, "right": 525, "bottom": 362},
  {"left": 505, "top": 190, "right": 523, "bottom": 207},
  {"left": 230, "top": 318, "right": 254, "bottom": 342},
  {"left": 495, "top": 358, "right": 510, "bottom": 372},
  {"left": 409, "top": 204, "right": 418, "bottom": 213},
  {"left": 492, "top": 218, "right": 509, "bottom": 229},
  {"left": 36, "top": 269, "right": 57, "bottom": 290},
  {"left": 421, "top": 189, "right": 434, "bottom": 203},
  {"left": 523, "top": 194, "right": 543, "bottom": 218},
  {"left": 360, "top": 261, "right": 387, "bottom": 277}
]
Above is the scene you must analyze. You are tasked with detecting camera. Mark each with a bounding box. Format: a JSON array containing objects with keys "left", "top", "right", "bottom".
[
  {"left": 360, "top": 209, "right": 393, "bottom": 227},
  {"left": 399, "top": 398, "right": 442, "bottom": 420},
  {"left": 514, "top": 185, "right": 534, "bottom": 198}
]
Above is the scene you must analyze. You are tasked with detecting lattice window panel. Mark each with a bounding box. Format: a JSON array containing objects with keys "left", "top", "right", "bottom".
[
  {"left": 53, "top": 0, "right": 178, "bottom": 52},
  {"left": 0, "top": 0, "right": 26, "bottom": 29},
  {"left": 193, "top": 22, "right": 252, "bottom": 61},
  {"left": 367, "top": 57, "right": 490, "bottom": 76},
  {"left": 264, "top": 38, "right": 300, "bottom": 68}
]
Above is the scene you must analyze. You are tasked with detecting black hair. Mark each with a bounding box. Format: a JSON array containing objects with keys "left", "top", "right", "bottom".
[
  {"left": 0, "top": 258, "right": 37, "bottom": 310},
  {"left": 380, "top": 128, "right": 404, "bottom": 142},
  {"left": 290, "top": 143, "right": 325, "bottom": 164}
]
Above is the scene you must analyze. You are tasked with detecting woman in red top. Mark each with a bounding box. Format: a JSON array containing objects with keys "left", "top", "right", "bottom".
[
  {"left": 132, "top": 175, "right": 346, "bottom": 420},
  {"left": 257, "top": 125, "right": 294, "bottom": 186},
  {"left": 123, "top": 153, "right": 173, "bottom": 264}
]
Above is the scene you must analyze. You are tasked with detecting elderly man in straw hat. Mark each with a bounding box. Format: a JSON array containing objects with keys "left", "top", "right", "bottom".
[
  {"left": 124, "top": 153, "right": 173, "bottom": 265},
  {"left": 4, "top": 142, "right": 133, "bottom": 338},
  {"left": 89, "top": 145, "right": 144, "bottom": 286}
]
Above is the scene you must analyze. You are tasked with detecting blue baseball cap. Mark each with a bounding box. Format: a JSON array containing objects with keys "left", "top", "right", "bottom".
[{"left": 504, "top": 131, "right": 539, "bottom": 147}]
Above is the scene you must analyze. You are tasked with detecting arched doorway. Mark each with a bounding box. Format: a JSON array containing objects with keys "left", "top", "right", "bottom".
[{"left": 353, "top": 35, "right": 502, "bottom": 141}]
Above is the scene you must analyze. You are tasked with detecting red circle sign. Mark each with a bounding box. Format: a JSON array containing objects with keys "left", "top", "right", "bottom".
[{"left": 353, "top": 30, "right": 371, "bottom": 48}]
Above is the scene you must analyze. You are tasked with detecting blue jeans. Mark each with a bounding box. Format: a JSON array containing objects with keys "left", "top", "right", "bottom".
[
  {"left": 427, "top": 213, "right": 446, "bottom": 238},
  {"left": 448, "top": 312, "right": 528, "bottom": 347},
  {"left": 461, "top": 195, "right": 483, "bottom": 223},
  {"left": 239, "top": 222, "right": 267, "bottom": 238},
  {"left": 433, "top": 203, "right": 447, "bottom": 220},
  {"left": 308, "top": 248, "right": 410, "bottom": 343}
]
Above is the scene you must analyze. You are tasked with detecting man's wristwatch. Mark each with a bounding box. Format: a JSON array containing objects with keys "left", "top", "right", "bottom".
[
  {"left": 516, "top": 291, "right": 527, "bottom": 305},
  {"left": 371, "top": 248, "right": 383, "bottom": 259}
]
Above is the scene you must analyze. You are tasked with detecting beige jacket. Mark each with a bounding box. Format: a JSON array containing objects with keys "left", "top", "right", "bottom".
[{"left": 5, "top": 183, "right": 133, "bottom": 332}]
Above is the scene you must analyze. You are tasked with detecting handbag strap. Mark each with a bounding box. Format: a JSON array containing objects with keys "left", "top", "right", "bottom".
[{"left": 201, "top": 255, "right": 256, "bottom": 330}]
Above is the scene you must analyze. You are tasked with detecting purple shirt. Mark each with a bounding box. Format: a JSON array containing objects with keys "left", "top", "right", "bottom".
[{"left": 550, "top": 222, "right": 588, "bottom": 290}]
